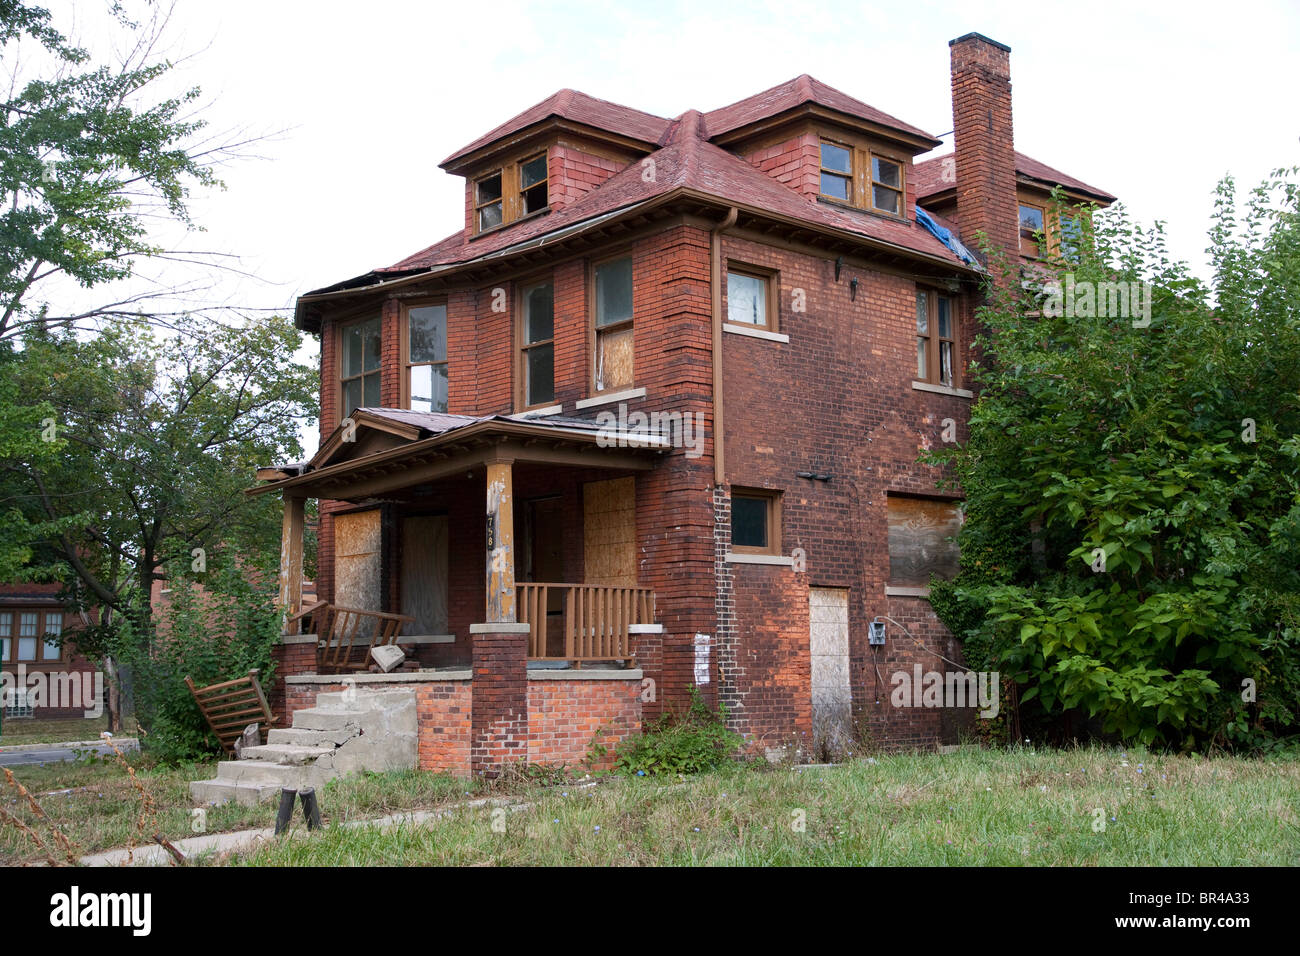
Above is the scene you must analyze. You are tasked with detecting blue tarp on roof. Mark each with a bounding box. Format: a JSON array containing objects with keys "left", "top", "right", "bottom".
[{"left": 914, "top": 206, "right": 981, "bottom": 268}]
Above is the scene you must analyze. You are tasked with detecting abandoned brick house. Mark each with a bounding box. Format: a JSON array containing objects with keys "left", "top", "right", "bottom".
[{"left": 256, "top": 33, "right": 1114, "bottom": 772}]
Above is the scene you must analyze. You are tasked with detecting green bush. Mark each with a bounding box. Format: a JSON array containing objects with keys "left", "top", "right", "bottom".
[
  {"left": 614, "top": 687, "right": 744, "bottom": 776},
  {"left": 117, "top": 556, "right": 281, "bottom": 763}
]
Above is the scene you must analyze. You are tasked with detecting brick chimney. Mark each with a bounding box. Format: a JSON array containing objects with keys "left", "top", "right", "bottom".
[{"left": 949, "top": 33, "right": 1019, "bottom": 266}]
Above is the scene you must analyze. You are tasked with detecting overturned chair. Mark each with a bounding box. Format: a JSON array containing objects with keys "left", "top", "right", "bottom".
[{"left": 186, "top": 668, "right": 278, "bottom": 755}]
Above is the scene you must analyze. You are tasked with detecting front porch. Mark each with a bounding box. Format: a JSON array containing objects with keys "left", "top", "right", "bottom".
[{"left": 255, "top": 409, "right": 667, "bottom": 775}]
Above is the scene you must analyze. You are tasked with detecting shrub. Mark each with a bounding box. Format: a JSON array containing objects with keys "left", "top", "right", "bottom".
[{"left": 614, "top": 687, "right": 744, "bottom": 776}]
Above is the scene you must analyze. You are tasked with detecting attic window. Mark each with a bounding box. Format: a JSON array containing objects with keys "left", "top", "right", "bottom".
[
  {"left": 871, "top": 157, "right": 902, "bottom": 215},
  {"left": 520, "top": 154, "right": 548, "bottom": 215},
  {"left": 819, "top": 141, "right": 852, "bottom": 201},
  {"left": 476, "top": 172, "right": 503, "bottom": 231},
  {"left": 817, "top": 136, "right": 906, "bottom": 217}
]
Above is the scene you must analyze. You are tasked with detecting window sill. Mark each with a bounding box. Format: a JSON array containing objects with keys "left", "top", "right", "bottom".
[
  {"left": 911, "top": 381, "right": 973, "bottom": 399},
  {"left": 723, "top": 323, "right": 789, "bottom": 343},
  {"left": 575, "top": 386, "right": 647, "bottom": 410},
  {"left": 885, "top": 586, "right": 931, "bottom": 598},
  {"left": 470, "top": 207, "right": 552, "bottom": 241},
  {"left": 815, "top": 195, "right": 909, "bottom": 223},
  {"left": 513, "top": 403, "right": 563, "bottom": 419},
  {"left": 725, "top": 552, "right": 794, "bottom": 566}
]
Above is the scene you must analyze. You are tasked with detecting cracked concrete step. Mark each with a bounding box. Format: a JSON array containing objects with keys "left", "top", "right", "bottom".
[
  {"left": 239, "top": 744, "right": 337, "bottom": 766},
  {"left": 291, "top": 707, "right": 368, "bottom": 731},
  {"left": 267, "top": 726, "right": 357, "bottom": 747}
]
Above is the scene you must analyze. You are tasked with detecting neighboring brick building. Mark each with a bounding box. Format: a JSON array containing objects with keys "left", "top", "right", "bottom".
[
  {"left": 258, "top": 33, "right": 1113, "bottom": 766},
  {"left": 0, "top": 583, "right": 100, "bottom": 721}
]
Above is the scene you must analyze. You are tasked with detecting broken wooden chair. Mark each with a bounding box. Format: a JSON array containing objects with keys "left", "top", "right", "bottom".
[
  {"left": 286, "top": 601, "right": 413, "bottom": 674},
  {"left": 185, "top": 668, "right": 277, "bottom": 755}
]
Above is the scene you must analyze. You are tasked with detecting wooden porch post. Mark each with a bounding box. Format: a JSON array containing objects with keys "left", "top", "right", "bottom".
[
  {"left": 485, "top": 459, "right": 515, "bottom": 624},
  {"left": 278, "top": 494, "right": 306, "bottom": 629}
]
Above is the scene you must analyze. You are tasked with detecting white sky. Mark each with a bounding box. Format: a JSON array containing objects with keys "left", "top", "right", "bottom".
[{"left": 31, "top": 0, "right": 1300, "bottom": 454}]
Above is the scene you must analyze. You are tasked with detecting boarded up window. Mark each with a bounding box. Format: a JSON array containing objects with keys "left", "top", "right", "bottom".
[
  {"left": 583, "top": 476, "right": 636, "bottom": 586},
  {"left": 594, "top": 257, "right": 634, "bottom": 392},
  {"left": 887, "top": 496, "right": 962, "bottom": 588},
  {"left": 400, "top": 515, "right": 449, "bottom": 635},
  {"left": 335, "top": 510, "right": 382, "bottom": 633}
]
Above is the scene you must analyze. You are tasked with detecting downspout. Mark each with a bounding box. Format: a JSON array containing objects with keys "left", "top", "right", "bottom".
[{"left": 711, "top": 207, "right": 738, "bottom": 487}]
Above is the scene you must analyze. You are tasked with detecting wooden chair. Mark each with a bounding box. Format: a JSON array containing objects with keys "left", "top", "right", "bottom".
[
  {"left": 185, "top": 668, "right": 277, "bottom": 755},
  {"left": 288, "top": 601, "right": 413, "bottom": 674}
]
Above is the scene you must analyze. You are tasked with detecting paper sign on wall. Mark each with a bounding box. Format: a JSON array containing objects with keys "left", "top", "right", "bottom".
[{"left": 694, "top": 632, "right": 711, "bottom": 685}]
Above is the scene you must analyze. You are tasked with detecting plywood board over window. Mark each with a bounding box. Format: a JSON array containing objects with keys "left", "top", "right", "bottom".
[
  {"left": 400, "top": 515, "right": 449, "bottom": 635},
  {"left": 583, "top": 476, "right": 637, "bottom": 586},
  {"left": 887, "top": 496, "right": 962, "bottom": 589},
  {"left": 335, "top": 510, "right": 382, "bottom": 633}
]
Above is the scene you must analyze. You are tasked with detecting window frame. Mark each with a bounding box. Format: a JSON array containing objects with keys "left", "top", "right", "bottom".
[
  {"left": 730, "top": 488, "right": 782, "bottom": 556},
  {"left": 473, "top": 149, "right": 551, "bottom": 236},
  {"left": 1018, "top": 201, "right": 1048, "bottom": 257},
  {"left": 589, "top": 252, "right": 636, "bottom": 395},
  {"left": 724, "top": 263, "right": 778, "bottom": 333},
  {"left": 816, "top": 135, "right": 908, "bottom": 219},
  {"left": 516, "top": 274, "right": 557, "bottom": 411},
  {"left": 915, "top": 288, "right": 958, "bottom": 388},
  {"left": 0, "top": 608, "right": 64, "bottom": 663},
  {"left": 338, "top": 312, "right": 383, "bottom": 420},
  {"left": 401, "top": 299, "right": 450, "bottom": 413},
  {"left": 474, "top": 169, "right": 504, "bottom": 234}
]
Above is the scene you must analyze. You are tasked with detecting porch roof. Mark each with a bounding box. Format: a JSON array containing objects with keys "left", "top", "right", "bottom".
[{"left": 250, "top": 407, "right": 666, "bottom": 501}]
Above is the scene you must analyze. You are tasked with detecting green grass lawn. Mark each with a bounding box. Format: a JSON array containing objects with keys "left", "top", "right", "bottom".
[
  {"left": 0, "top": 714, "right": 138, "bottom": 747},
  {"left": 233, "top": 745, "right": 1300, "bottom": 866},
  {"left": 3, "top": 745, "right": 1296, "bottom": 866}
]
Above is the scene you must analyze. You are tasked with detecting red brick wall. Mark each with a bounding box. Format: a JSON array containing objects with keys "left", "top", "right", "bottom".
[
  {"left": 417, "top": 680, "right": 472, "bottom": 774},
  {"left": 527, "top": 678, "right": 641, "bottom": 768},
  {"left": 719, "top": 233, "right": 973, "bottom": 748},
  {"left": 470, "top": 629, "right": 528, "bottom": 776},
  {"left": 743, "top": 131, "right": 820, "bottom": 198}
]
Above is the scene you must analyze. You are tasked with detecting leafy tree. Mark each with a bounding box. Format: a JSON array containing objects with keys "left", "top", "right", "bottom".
[
  {"left": 0, "top": 313, "right": 315, "bottom": 730},
  {"left": 929, "top": 170, "right": 1300, "bottom": 750}
]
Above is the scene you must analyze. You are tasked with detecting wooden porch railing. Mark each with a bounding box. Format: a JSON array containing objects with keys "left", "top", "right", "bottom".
[
  {"left": 517, "top": 583, "right": 654, "bottom": 665},
  {"left": 286, "top": 601, "right": 414, "bottom": 674}
]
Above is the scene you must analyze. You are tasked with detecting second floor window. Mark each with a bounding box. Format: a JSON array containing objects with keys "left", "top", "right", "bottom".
[
  {"left": 594, "top": 257, "right": 634, "bottom": 392},
  {"left": 519, "top": 154, "right": 548, "bottom": 215},
  {"left": 475, "top": 152, "right": 550, "bottom": 234},
  {"left": 476, "top": 172, "right": 503, "bottom": 231},
  {"left": 520, "top": 279, "right": 555, "bottom": 408},
  {"left": 820, "top": 141, "right": 852, "bottom": 201},
  {"left": 341, "top": 316, "right": 381, "bottom": 418},
  {"left": 818, "top": 138, "right": 906, "bottom": 216},
  {"left": 916, "top": 290, "right": 956, "bottom": 387},
  {"left": 871, "top": 156, "right": 902, "bottom": 215},
  {"left": 1019, "top": 203, "right": 1046, "bottom": 257},
  {"left": 407, "top": 304, "right": 448, "bottom": 413}
]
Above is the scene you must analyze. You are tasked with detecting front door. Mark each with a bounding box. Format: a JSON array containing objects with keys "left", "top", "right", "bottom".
[
  {"left": 525, "top": 497, "right": 564, "bottom": 655},
  {"left": 400, "top": 514, "right": 449, "bottom": 635}
]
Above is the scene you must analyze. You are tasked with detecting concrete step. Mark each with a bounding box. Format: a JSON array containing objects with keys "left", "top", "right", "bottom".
[
  {"left": 190, "top": 778, "right": 284, "bottom": 807},
  {"left": 239, "top": 744, "right": 337, "bottom": 766},
  {"left": 267, "top": 726, "right": 357, "bottom": 747},
  {"left": 315, "top": 688, "right": 417, "bottom": 711},
  {"left": 291, "top": 707, "right": 367, "bottom": 731},
  {"left": 213, "top": 759, "right": 309, "bottom": 786}
]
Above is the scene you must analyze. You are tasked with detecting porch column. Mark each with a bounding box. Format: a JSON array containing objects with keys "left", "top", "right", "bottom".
[
  {"left": 278, "top": 493, "right": 306, "bottom": 629},
  {"left": 484, "top": 459, "right": 516, "bottom": 623}
]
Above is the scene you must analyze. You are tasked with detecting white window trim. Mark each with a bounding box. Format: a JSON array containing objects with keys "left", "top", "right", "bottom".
[
  {"left": 513, "top": 403, "right": 563, "bottom": 419},
  {"left": 885, "top": 585, "right": 932, "bottom": 597},
  {"left": 575, "top": 386, "right": 647, "bottom": 410},
  {"left": 723, "top": 323, "right": 789, "bottom": 343},
  {"left": 911, "top": 381, "right": 973, "bottom": 399},
  {"left": 725, "top": 552, "right": 795, "bottom": 566}
]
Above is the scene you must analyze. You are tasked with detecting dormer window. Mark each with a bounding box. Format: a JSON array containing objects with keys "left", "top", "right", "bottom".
[
  {"left": 871, "top": 156, "right": 902, "bottom": 215},
  {"left": 473, "top": 151, "right": 551, "bottom": 235},
  {"left": 476, "top": 172, "right": 503, "bottom": 231},
  {"left": 520, "top": 154, "right": 548, "bottom": 215},
  {"left": 819, "top": 142, "right": 852, "bottom": 201},
  {"left": 818, "top": 136, "right": 906, "bottom": 217}
]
